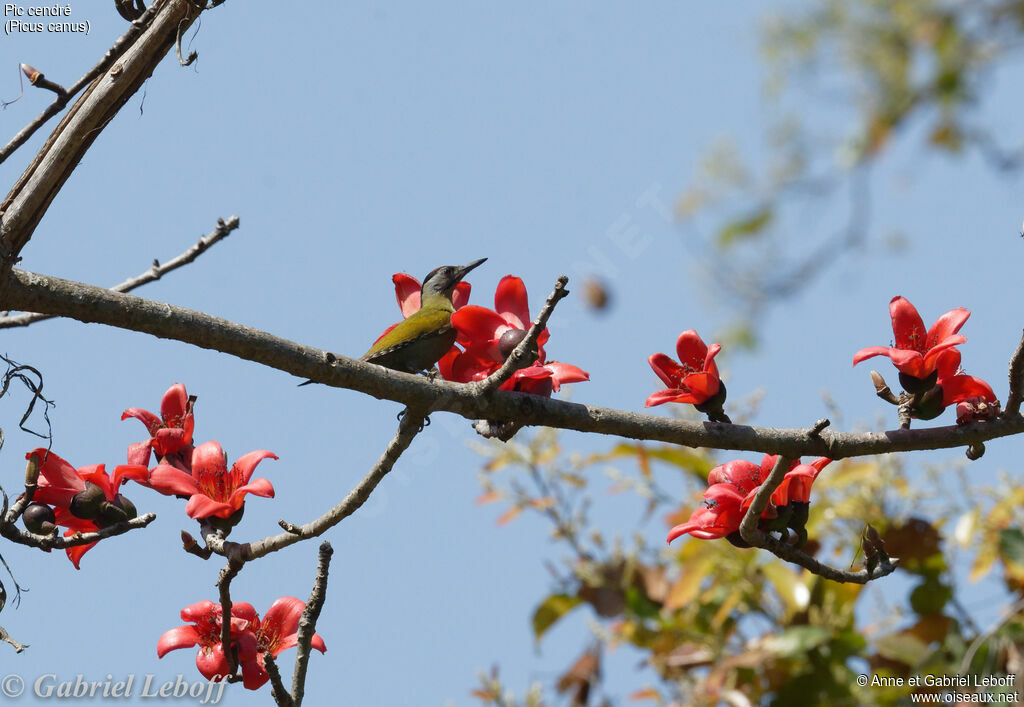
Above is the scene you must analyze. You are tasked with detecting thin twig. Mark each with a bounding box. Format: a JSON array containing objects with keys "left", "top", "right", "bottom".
[
  {"left": 471, "top": 275, "right": 570, "bottom": 396},
  {"left": 0, "top": 625, "right": 27, "bottom": 653},
  {"left": 960, "top": 594, "right": 1024, "bottom": 674},
  {"left": 736, "top": 428, "right": 899, "bottom": 584},
  {"left": 266, "top": 654, "right": 293, "bottom": 707},
  {"left": 0, "top": 216, "right": 239, "bottom": 328},
  {"left": 0, "top": 512, "right": 155, "bottom": 550},
  {"left": 216, "top": 559, "right": 244, "bottom": 681},
  {"left": 1, "top": 454, "right": 40, "bottom": 528},
  {"left": 738, "top": 455, "right": 793, "bottom": 547},
  {"left": 1005, "top": 329, "right": 1024, "bottom": 417},
  {"left": 291, "top": 542, "right": 332, "bottom": 706},
  {"left": 201, "top": 410, "right": 426, "bottom": 563}
]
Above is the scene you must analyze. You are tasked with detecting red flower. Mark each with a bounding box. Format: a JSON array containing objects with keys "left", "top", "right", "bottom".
[
  {"left": 157, "top": 598, "right": 326, "bottom": 691},
  {"left": 667, "top": 454, "right": 831, "bottom": 544},
  {"left": 26, "top": 448, "right": 148, "bottom": 568},
  {"left": 853, "top": 296, "right": 969, "bottom": 381},
  {"left": 157, "top": 600, "right": 265, "bottom": 689},
  {"left": 122, "top": 383, "right": 195, "bottom": 468},
  {"left": 646, "top": 330, "right": 722, "bottom": 407},
  {"left": 147, "top": 441, "right": 276, "bottom": 519},
  {"left": 250, "top": 597, "right": 327, "bottom": 677},
  {"left": 445, "top": 275, "right": 589, "bottom": 394},
  {"left": 935, "top": 348, "right": 997, "bottom": 409}
]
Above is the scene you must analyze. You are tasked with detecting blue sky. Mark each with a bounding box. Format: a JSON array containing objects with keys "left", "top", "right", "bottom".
[{"left": 2, "top": 2, "right": 1023, "bottom": 705}]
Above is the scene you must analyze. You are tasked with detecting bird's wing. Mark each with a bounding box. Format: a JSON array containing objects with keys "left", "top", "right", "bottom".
[{"left": 362, "top": 307, "right": 454, "bottom": 360}]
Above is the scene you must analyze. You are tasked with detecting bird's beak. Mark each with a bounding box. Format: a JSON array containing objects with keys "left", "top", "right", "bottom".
[{"left": 454, "top": 257, "right": 487, "bottom": 282}]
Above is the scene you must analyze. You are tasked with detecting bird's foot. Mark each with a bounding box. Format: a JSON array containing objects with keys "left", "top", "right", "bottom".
[{"left": 396, "top": 409, "right": 432, "bottom": 432}]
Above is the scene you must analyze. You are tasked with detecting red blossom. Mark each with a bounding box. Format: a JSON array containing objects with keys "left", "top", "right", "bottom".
[
  {"left": 646, "top": 330, "right": 722, "bottom": 407},
  {"left": 445, "top": 275, "right": 589, "bottom": 394},
  {"left": 122, "top": 383, "right": 195, "bottom": 468},
  {"left": 26, "top": 448, "right": 147, "bottom": 568},
  {"left": 853, "top": 296, "right": 969, "bottom": 381},
  {"left": 157, "top": 600, "right": 265, "bottom": 689},
  {"left": 157, "top": 598, "right": 326, "bottom": 691},
  {"left": 667, "top": 454, "right": 831, "bottom": 545},
  {"left": 147, "top": 441, "right": 276, "bottom": 519}
]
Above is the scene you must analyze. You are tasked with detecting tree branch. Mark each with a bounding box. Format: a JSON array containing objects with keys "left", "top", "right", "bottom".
[
  {"left": 5, "top": 268, "right": 1023, "bottom": 461},
  {"left": 0, "top": 0, "right": 203, "bottom": 279},
  {"left": 1005, "top": 328, "right": 1024, "bottom": 417},
  {"left": 0, "top": 216, "right": 240, "bottom": 328},
  {"left": 0, "top": 2, "right": 163, "bottom": 166},
  {"left": 291, "top": 542, "right": 332, "bottom": 706},
  {"left": 216, "top": 558, "right": 244, "bottom": 682},
  {"left": 0, "top": 513, "right": 156, "bottom": 551}
]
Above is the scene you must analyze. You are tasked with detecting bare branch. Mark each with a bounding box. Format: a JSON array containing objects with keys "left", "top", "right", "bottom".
[
  {"left": 736, "top": 431, "right": 898, "bottom": 584},
  {"left": 266, "top": 654, "right": 293, "bottom": 707},
  {"left": 1005, "top": 328, "right": 1024, "bottom": 417},
  {"left": 0, "top": 0, "right": 204, "bottom": 278},
  {"left": 291, "top": 542, "right": 332, "bottom": 706},
  {"left": 0, "top": 625, "right": 28, "bottom": 653},
  {"left": 0, "top": 512, "right": 155, "bottom": 550},
  {"left": 0, "top": 216, "right": 240, "bottom": 329},
  {"left": 235, "top": 410, "right": 426, "bottom": 561},
  {"left": 4, "top": 268, "right": 1022, "bottom": 461},
  {"left": 216, "top": 559, "right": 244, "bottom": 681}
]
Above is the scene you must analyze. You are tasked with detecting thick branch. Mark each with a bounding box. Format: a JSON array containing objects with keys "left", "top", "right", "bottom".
[
  {"left": 0, "top": 0, "right": 203, "bottom": 278},
  {"left": 216, "top": 559, "right": 244, "bottom": 680},
  {"left": 738, "top": 454, "right": 792, "bottom": 547},
  {"left": 0, "top": 216, "right": 240, "bottom": 328},
  {"left": 0, "top": 3, "right": 163, "bottom": 166},
  {"left": 0, "top": 512, "right": 155, "bottom": 550},
  {"left": 5, "top": 269, "right": 1024, "bottom": 460}
]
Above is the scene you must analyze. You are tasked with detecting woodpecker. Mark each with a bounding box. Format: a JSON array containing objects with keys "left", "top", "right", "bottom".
[
  {"left": 362, "top": 258, "right": 486, "bottom": 372},
  {"left": 300, "top": 258, "right": 486, "bottom": 385}
]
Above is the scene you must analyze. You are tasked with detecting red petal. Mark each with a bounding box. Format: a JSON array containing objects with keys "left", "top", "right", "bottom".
[
  {"left": 180, "top": 600, "right": 218, "bottom": 622},
  {"left": 153, "top": 428, "right": 188, "bottom": 456},
  {"left": 126, "top": 440, "right": 153, "bottom": 467},
  {"left": 703, "top": 342, "right": 722, "bottom": 378},
  {"left": 228, "top": 478, "right": 275, "bottom": 505},
  {"left": 544, "top": 362, "right": 589, "bottom": 390},
  {"left": 852, "top": 346, "right": 892, "bottom": 367},
  {"left": 708, "top": 460, "right": 762, "bottom": 493},
  {"left": 392, "top": 273, "right": 422, "bottom": 318},
  {"left": 648, "top": 353, "right": 683, "bottom": 388},
  {"left": 886, "top": 349, "right": 926, "bottom": 378},
  {"left": 494, "top": 276, "right": 530, "bottom": 330},
  {"left": 935, "top": 348, "right": 962, "bottom": 379},
  {"left": 680, "top": 372, "right": 720, "bottom": 403},
  {"left": 110, "top": 464, "right": 149, "bottom": 491},
  {"left": 921, "top": 335, "right": 967, "bottom": 375},
  {"left": 926, "top": 307, "right": 970, "bottom": 349},
  {"left": 889, "top": 296, "right": 927, "bottom": 353},
  {"left": 65, "top": 539, "right": 97, "bottom": 569},
  {"left": 30, "top": 448, "right": 86, "bottom": 494},
  {"left": 195, "top": 645, "right": 232, "bottom": 683},
  {"left": 160, "top": 384, "right": 189, "bottom": 424},
  {"left": 941, "top": 375, "right": 997, "bottom": 406},
  {"left": 645, "top": 389, "right": 693, "bottom": 407},
  {"left": 157, "top": 625, "right": 201, "bottom": 657},
  {"left": 185, "top": 495, "right": 235, "bottom": 519},
  {"left": 675, "top": 330, "right": 709, "bottom": 372},
  {"left": 121, "top": 407, "right": 160, "bottom": 436},
  {"left": 148, "top": 464, "right": 199, "bottom": 497},
  {"left": 263, "top": 597, "right": 306, "bottom": 641},
  {"left": 231, "top": 450, "right": 278, "bottom": 485},
  {"left": 437, "top": 347, "right": 460, "bottom": 381},
  {"left": 191, "top": 441, "right": 227, "bottom": 481},
  {"left": 451, "top": 305, "right": 508, "bottom": 344},
  {"left": 452, "top": 281, "right": 472, "bottom": 310}
]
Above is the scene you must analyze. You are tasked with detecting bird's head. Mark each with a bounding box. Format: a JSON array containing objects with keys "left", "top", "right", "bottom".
[{"left": 421, "top": 258, "right": 487, "bottom": 300}]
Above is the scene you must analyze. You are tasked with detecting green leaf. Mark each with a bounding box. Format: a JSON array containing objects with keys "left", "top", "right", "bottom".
[
  {"left": 531, "top": 594, "right": 582, "bottom": 642},
  {"left": 761, "top": 626, "right": 830, "bottom": 657},
  {"left": 716, "top": 206, "right": 774, "bottom": 247}
]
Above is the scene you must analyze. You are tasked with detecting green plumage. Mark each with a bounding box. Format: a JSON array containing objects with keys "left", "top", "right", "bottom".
[{"left": 361, "top": 296, "right": 457, "bottom": 373}]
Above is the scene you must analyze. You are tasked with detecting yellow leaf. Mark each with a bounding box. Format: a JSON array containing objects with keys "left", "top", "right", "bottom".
[
  {"left": 475, "top": 491, "right": 501, "bottom": 505},
  {"left": 497, "top": 506, "right": 522, "bottom": 526}
]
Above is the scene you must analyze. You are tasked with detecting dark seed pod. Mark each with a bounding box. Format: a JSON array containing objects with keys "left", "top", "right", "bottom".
[
  {"left": 22, "top": 503, "right": 56, "bottom": 534},
  {"left": 69, "top": 482, "right": 105, "bottom": 520},
  {"left": 498, "top": 328, "right": 528, "bottom": 359}
]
